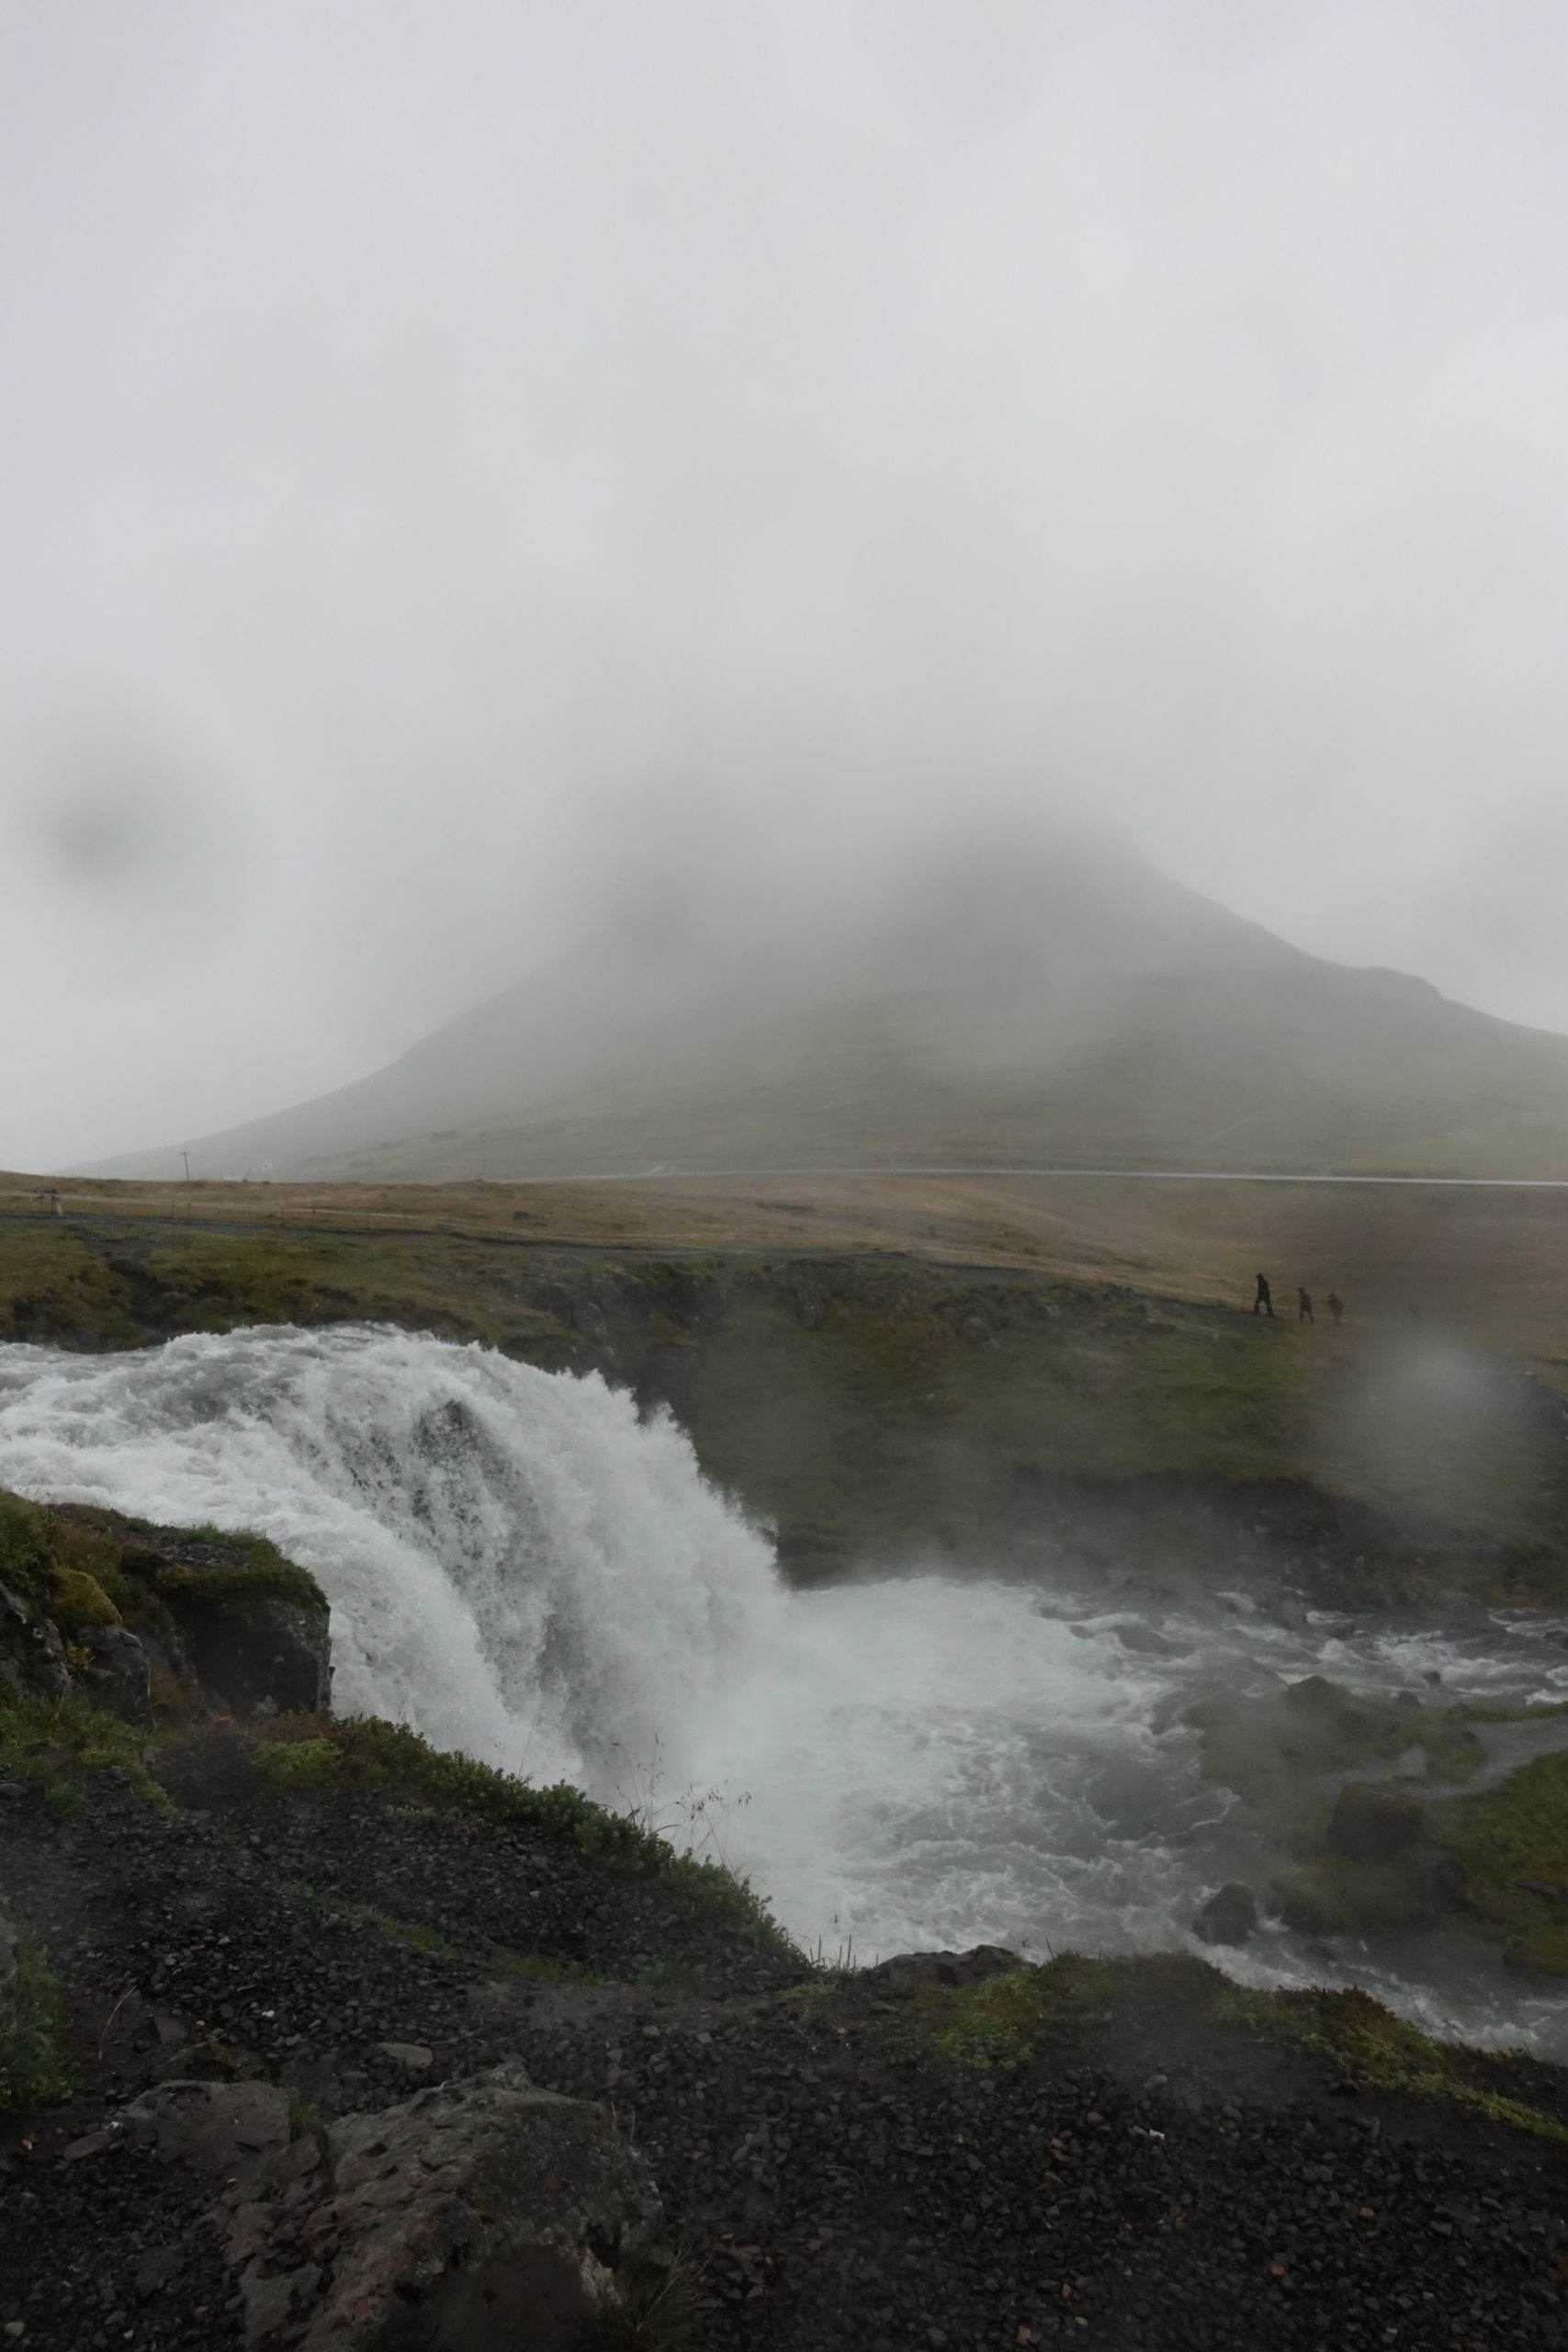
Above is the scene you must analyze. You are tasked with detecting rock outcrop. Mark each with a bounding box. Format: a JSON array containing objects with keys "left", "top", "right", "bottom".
[
  {"left": 0, "top": 1489, "right": 332, "bottom": 1724},
  {"left": 862, "top": 1944, "right": 1025, "bottom": 1995},
  {"left": 1191, "top": 1882, "right": 1258, "bottom": 1947},
  {"left": 122, "top": 2067, "right": 668, "bottom": 2351},
  {"left": 74, "top": 1621, "right": 152, "bottom": 1720},
  {"left": 0, "top": 1577, "right": 71, "bottom": 1702}
]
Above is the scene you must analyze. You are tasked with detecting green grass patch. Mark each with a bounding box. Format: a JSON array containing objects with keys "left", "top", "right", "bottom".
[
  {"left": 0, "top": 1491, "right": 61, "bottom": 1611},
  {"left": 118, "top": 1525, "right": 326, "bottom": 1616},
  {"left": 0, "top": 1944, "right": 72, "bottom": 2111},
  {"left": 254, "top": 1736, "right": 338, "bottom": 1789},
  {"left": 887, "top": 1951, "right": 1113, "bottom": 2069},
  {"left": 1435, "top": 1748, "right": 1568, "bottom": 1973},
  {"left": 256, "top": 1715, "right": 800, "bottom": 1961},
  {"left": 625, "top": 2254, "right": 700, "bottom": 2352},
  {"left": 375, "top": 1913, "right": 450, "bottom": 1954},
  {"left": 1269, "top": 1855, "right": 1439, "bottom": 1935},
  {"left": 287, "top": 2089, "right": 326, "bottom": 2141},
  {"left": 1187, "top": 1678, "right": 1495, "bottom": 1837},
  {"left": 0, "top": 1685, "right": 173, "bottom": 1815},
  {"left": 1217, "top": 1983, "right": 1566, "bottom": 2139},
  {"left": 291, "top": 1881, "right": 595, "bottom": 1982},
  {"left": 489, "top": 1947, "right": 596, "bottom": 1986},
  {"left": 637, "top": 1960, "right": 706, "bottom": 1994}
]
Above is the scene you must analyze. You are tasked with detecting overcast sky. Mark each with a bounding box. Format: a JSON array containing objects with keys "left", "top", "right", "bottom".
[{"left": 5, "top": 3, "right": 1568, "bottom": 1169}]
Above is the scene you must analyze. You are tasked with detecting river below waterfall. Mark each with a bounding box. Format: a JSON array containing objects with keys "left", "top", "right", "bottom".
[{"left": 2, "top": 1325, "right": 1565, "bottom": 2056}]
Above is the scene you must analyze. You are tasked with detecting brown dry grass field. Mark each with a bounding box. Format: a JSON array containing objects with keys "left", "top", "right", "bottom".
[{"left": 10, "top": 1167, "right": 1568, "bottom": 1363}]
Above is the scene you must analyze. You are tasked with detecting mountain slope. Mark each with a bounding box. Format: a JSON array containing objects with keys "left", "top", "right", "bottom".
[{"left": 86, "top": 838, "right": 1568, "bottom": 1181}]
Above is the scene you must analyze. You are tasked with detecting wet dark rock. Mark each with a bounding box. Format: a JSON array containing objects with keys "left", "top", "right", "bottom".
[
  {"left": 173, "top": 1587, "right": 331, "bottom": 1719},
  {"left": 1405, "top": 1841, "right": 1468, "bottom": 1912},
  {"left": 571, "top": 1297, "right": 609, "bottom": 1343},
  {"left": 1326, "top": 1783, "right": 1425, "bottom": 1863},
  {"left": 861, "top": 1944, "right": 1024, "bottom": 1995},
  {"left": 76, "top": 1623, "right": 152, "bottom": 1721},
  {"left": 1191, "top": 1881, "right": 1258, "bottom": 1947},
  {"left": 0, "top": 1576, "right": 70, "bottom": 1701},
  {"left": 125, "top": 2068, "right": 666, "bottom": 2352}
]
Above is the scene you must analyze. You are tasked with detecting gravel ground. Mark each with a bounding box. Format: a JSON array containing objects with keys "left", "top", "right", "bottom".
[{"left": 4, "top": 1755, "right": 1568, "bottom": 2351}]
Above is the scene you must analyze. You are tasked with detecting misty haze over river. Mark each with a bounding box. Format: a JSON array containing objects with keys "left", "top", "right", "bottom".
[{"left": 3, "top": 1324, "right": 1565, "bottom": 2059}]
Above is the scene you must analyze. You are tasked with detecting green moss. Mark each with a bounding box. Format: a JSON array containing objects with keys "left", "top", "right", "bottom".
[
  {"left": 0, "top": 1943, "right": 72, "bottom": 2111},
  {"left": 1217, "top": 1984, "right": 1566, "bottom": 2140},
  {"left": 47, "top": 1566, "right": 120, "bottom": 1633},
  {"left": 1269, "top": 1856, "right": 1438, "bottom": 1934},
  {"left": 1188, "top": 1679, "right": 1498, "bottom": 1838},
  {"left": 1436, "top": 1749, "right": 1568, "bottom": 1973}
]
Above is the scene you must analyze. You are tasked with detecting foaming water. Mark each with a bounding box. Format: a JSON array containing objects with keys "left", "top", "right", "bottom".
[
  {"left": 2, "top": 1326, "right": 1565, "bottom": 2055},
  {"left": 0, "top": 1326, "right": 783, "bottom": 1789}
]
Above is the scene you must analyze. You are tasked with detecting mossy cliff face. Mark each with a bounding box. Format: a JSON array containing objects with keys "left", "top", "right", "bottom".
[{"left": 0, "top": 1488, "right": 329, "bottom": 1724}]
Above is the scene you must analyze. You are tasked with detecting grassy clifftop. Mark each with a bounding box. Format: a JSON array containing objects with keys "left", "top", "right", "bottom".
[{"left": 3, "top": 1203, "right": 1568, "bottom": 1602}]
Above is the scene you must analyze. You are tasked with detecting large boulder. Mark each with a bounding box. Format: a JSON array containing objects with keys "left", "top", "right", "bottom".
[
  {"left": 75, "top": 1622, "right": 152, "bottom": 1721},
  {"left": 1325, "top": 1785, "right": 1424, "bottom": 1863},
  {"left": 123, "top": 2067, "right": 668, "bottom": 2351},
  {"left": 1192, "top": 1882, "right": 1259, "bottom": 1948},
  {"left": 175, "top": 1584, "right": 331, "bottom": 1718},
  {"left": 862, "top": 1944, "right": 1025, "bottom": 1996},
  {"left": 117, "top": 1540, "right": 333, "bottom": 1718}
]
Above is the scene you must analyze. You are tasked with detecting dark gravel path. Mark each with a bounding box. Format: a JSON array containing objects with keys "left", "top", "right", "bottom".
[{"left": 4, "top": 1758, "right": 1568, "bottom": 2351}]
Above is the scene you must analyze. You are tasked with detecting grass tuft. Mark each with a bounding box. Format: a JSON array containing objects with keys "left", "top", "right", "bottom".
[
  {"left": 0, "top": 1943, "right": 72, "bottom": 2111},
  {"left": 888, "top": 1951, "right": 1114, "bottom": 2069}
]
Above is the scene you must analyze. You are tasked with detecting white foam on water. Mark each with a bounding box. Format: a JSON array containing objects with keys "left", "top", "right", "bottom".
[{"left": 2, "top": 1324, "right": 1565, "bottom": 2054}]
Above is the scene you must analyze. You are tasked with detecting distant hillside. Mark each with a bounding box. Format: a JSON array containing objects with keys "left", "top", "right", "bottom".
[{"left": 85, "top": 838, "right": 1568, "bottom": 1182}]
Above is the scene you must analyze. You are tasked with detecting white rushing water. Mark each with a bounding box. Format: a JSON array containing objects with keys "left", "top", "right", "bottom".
[{"left": 2, "top": 1324, "right": 1565, "bottom": 2054}]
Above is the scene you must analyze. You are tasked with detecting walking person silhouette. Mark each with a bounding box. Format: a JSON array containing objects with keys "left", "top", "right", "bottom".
[{"left": 1254, "top": 1273, "right": 1274, "bottom": 1317}]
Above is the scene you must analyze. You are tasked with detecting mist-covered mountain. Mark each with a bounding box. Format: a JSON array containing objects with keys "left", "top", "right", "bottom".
[{"left": 86, "top": 836, "right": 1568, "bottom": 1182}]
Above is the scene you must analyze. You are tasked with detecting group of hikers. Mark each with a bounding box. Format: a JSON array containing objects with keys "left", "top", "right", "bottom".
[{"left": 1254, "top": 1272, "right": 1342, "bottom": 1325}]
